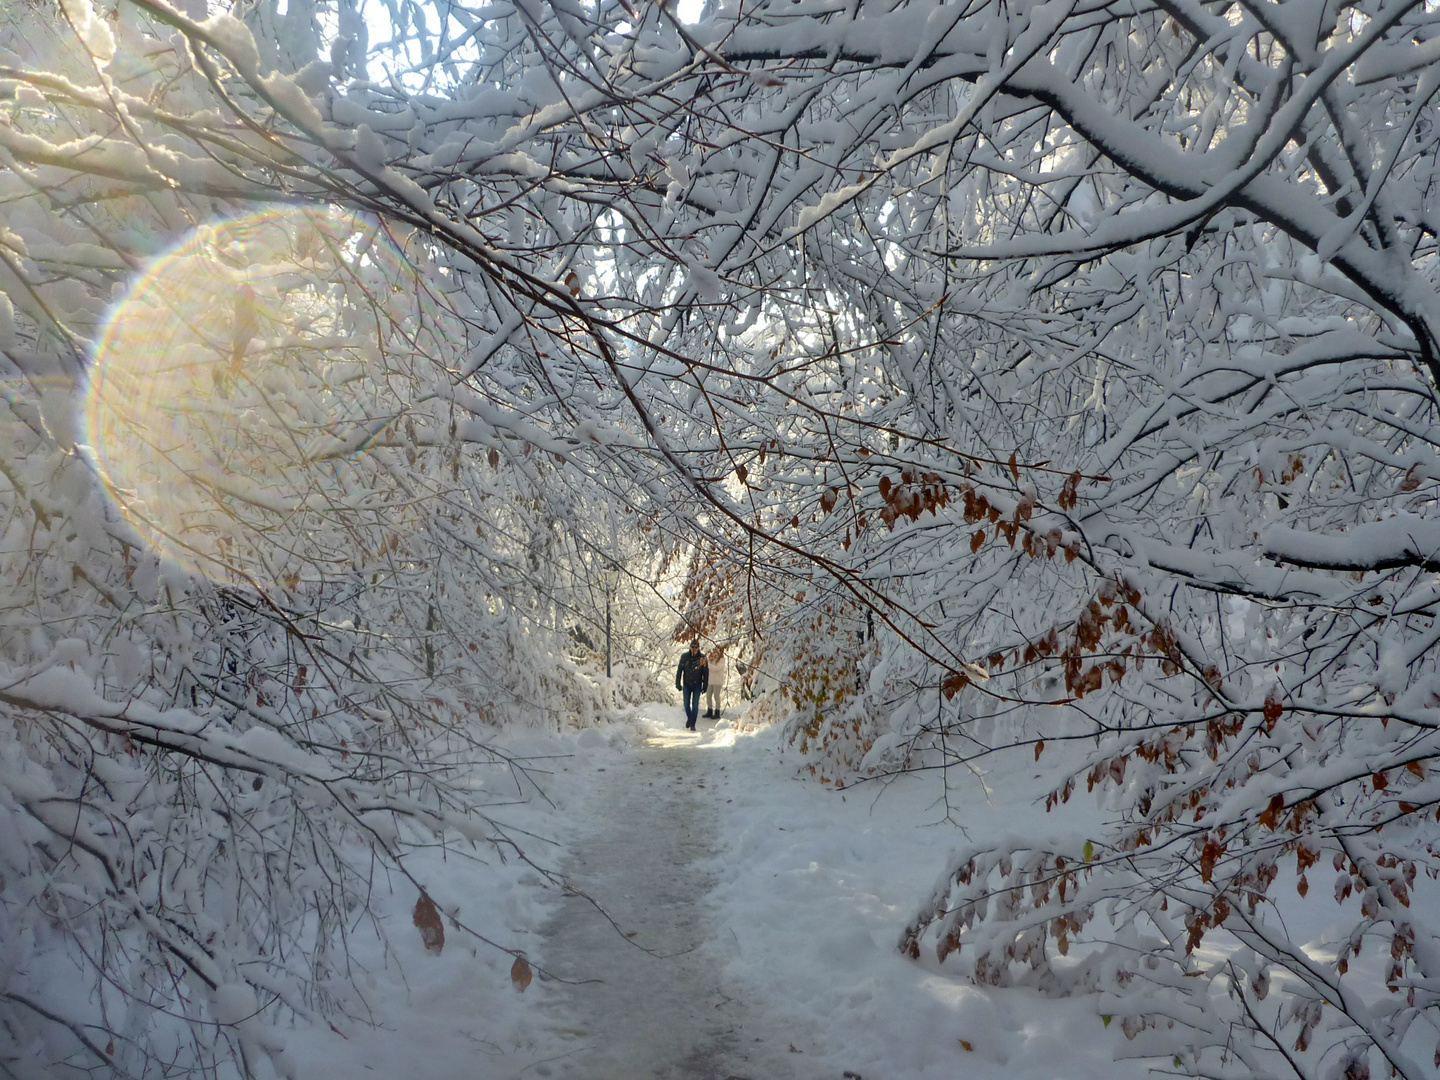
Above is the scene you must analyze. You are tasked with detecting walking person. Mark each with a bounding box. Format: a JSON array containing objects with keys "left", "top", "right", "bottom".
[
  {"left": 704, "top": 646, "right": 727, "bottom": 719},
  {"left": 675, "top": 639, "right": 708, "bottom": 730}
]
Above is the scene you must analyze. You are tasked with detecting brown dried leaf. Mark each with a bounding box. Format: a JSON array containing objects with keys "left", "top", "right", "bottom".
[
  {"left": 1258, "top": 793, "right": 1284, "bottom": 831},
  {"left": 1262, "top": 688, "right": 1283, "bottom": 732},
  {"left": 511, "top": 955, "right": 533, "bottom": 992},
  {"left": 1198, "top": 837, "right": 1223, "bottom": 883},
  {"left": 1059, "top": 470, "right": 1081, "bottom": 511},
  {"left": 413, "top": 892, "right": 445, "bottom": 955}
]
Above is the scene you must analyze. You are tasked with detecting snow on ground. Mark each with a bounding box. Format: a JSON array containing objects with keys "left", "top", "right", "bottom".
[
  {"left": 524, "top": 717, "right": 830, "bottom": 1080},
  {"left": 696, "top": 715, "right": 1161, "bottom": 1080},
  {"left": 281, "top": 723, "right": 627, "bottom": 1079},
  {"left": 283, "top": 703, "right": 1164, "bottom": 1079}
]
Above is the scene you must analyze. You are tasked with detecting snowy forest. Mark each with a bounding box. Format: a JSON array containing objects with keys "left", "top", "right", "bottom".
[{"left": 2, "top": 0, "right": 1440, "bottom": 1075}]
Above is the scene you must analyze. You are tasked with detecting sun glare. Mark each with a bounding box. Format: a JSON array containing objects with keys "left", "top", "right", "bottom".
[{"left": 85, "top": 208, "right": 428, "bottom": 591}]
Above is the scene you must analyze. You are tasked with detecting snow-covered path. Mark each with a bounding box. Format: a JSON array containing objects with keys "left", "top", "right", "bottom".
[
  {"left": 284, "top": 706, "right": 1158, "bottom": 1080},
  {"left": 529, "top": 719, "right": 831, "bottom": 1080}
]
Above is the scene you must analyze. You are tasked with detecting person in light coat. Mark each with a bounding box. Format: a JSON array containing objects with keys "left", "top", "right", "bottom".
[{"left": 704, "top": 647, "right": 727, "bottom": 719}]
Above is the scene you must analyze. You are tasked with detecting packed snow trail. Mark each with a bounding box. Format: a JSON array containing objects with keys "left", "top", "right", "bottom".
[{"left": 528, "top": 714, "right": 832, "bottom": 1080}]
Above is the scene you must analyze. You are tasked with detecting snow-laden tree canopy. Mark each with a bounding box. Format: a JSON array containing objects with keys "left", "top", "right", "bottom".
[{"left": 3, "top": 0, "right": 1440, "bottom": 1075}]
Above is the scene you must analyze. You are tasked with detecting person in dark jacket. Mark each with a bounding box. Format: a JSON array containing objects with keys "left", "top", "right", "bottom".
[{"left": 675, "top": 639, "right": 709, "bottom": 730}]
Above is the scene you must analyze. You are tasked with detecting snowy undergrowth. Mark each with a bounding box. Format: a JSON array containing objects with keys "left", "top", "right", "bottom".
[
  {"left": 698, "top": 713, "right": 1440, "bottom": 1079},
  {"left": 699, "top": 720, "right": 1180, "bottom": 1080}
]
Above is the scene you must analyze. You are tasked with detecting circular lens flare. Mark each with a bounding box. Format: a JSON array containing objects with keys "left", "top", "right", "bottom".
[{"left": 86, "top": 207, "right": 431, "bottom": 590}]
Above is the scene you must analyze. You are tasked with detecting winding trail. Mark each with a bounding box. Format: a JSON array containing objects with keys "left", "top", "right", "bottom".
[{"left": 529, "top": 717, "right": 831, "bottom": 1080}]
